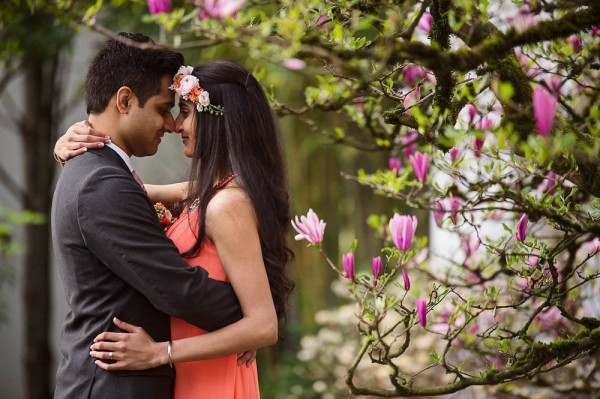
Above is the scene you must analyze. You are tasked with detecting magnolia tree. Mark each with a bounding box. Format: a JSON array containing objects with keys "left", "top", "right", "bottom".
[{"left": 74, "top": 0, "right": 600, "bottom": 396}]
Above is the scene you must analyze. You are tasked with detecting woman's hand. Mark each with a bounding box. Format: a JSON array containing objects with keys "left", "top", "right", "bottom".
[
  {"left": 90, "top": 317, "right": 167, "bottom": 371},
  {"left": 54, "top": 120, "right": 111, "bottom": 164}
]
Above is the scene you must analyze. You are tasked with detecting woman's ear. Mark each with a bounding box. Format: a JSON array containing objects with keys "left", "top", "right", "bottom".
[{"left": 116, "top": 86, "right": 134, "bottom": 114}]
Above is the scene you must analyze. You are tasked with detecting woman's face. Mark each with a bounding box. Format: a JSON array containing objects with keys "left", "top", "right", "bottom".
[{"left": 175, "top": 100, "right": 197, "bottom": 158}]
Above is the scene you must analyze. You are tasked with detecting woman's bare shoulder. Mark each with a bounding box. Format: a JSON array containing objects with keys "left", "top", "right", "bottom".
[{"left": 205, "top": 186, "right": 256, "bottom": 237}]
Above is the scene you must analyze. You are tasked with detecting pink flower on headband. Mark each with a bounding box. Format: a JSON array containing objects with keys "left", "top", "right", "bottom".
[{"left": 170, "top": 66, "right": 224, "bottom": 116}]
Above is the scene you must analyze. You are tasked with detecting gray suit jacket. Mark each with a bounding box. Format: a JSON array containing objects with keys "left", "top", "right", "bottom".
[{"left": 51, "top": 147, "right": 242, "bottom": 399}]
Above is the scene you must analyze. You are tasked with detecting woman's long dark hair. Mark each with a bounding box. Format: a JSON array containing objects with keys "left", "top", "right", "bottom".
[{"left": 181, "top": 61, "right": 294, "bottom": 322}]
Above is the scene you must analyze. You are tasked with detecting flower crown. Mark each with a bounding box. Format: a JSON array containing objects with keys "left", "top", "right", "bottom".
[{"left": 169, "top": 66, "right": 224, "bottom": 116}]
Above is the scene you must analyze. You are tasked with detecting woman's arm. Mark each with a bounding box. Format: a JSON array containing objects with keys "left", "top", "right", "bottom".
[
  {"left": 54, "top": 121, "right": 111, "bottom": 164},
  {"left": 90, "top": 188, "right": 278, "bottom": 369},
  {"left": 145, "top": 182, "right": 189, "bottom": 205}
]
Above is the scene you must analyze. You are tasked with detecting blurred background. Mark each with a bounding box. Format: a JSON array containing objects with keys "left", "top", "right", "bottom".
[{"left": 0, "top": 2, "right": 397, "bottom": 398}]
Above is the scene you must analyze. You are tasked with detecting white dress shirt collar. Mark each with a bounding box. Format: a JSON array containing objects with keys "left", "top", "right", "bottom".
[{"left": 106, "top": 142, "right": 134, "bottom": 173}]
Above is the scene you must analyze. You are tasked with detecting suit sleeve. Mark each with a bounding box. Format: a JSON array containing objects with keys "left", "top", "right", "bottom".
[{"left": 77, "top": 166, "right": 242, "bottom": 331}]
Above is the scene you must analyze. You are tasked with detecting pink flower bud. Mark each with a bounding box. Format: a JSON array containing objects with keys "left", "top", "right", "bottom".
[
  {"left": 343, "top": 253, "right": 355, "bottom": 280},
  {"left": 402, "top": 268, "right": 410, "bottom": 290},
  {"left": 542, "top": 171, "right": 558, "bottom": 194},
  {"left": 197, "top": 0, "right": 246, "bottom": 19},
  {"left": 389, "top": 214, "right": 418, "bottom": 251},
  {"left": 389, "top": 157, "right": 401, "bottom": 176},
  {"left": 417, "top": 13, "right": 433, "bottom": 33},
  {"left": 416, "top": 299, "right": 427, "bottom": 327},
  {"left": 569, "top": 35, "right": 580, "bottom": 51},
  {"left": 148, "top": 0, "right": 171, "bottom": 14},
  {"left": 511, "top": 9, "right": 537, "bottom": 34},
  {"left": 476, "top": 115, "right": 493, "bottom": 131},
  {"left": 449, "top": 147, "right": 460, "bottom": 162},
  {"left": 403, "top": 64, "right": 427, "bottom": 86},
  {"left": 516, "top": 213, "right": 529, "bottom": 242},
  {"left": 464, "top": 103, "right": 477, "bottom": 126},
  {"left": 372, "top": 257, "right": 382, "bottom": 284},
  {"left": 587, "top": 238, "right": 600, "bottom": 255},
  {"left": 291, "top": 209, "right": 325, "bottom": 244},
  {"left": 473, "top": 137, "right": 484, "bottom": 158},
  {"left": 401, "top": 130, "right": 418, "bottom": 157},
  {"left": 409, "top": 151, "right": 429, "bottom": 183},
  {"left": 533, "top": 85, "right": 558, "bottom": 136},
  {"left": 282, "top": 58, "right": 306, "bottom": 71}
]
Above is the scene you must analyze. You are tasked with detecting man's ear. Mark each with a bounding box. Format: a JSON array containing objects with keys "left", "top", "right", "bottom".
[{"left": 116, "top": 87, "right": 134, "bottom": 114}]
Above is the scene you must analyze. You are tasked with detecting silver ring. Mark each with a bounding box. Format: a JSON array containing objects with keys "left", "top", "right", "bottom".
[{"left": 109, "top": 351, "right": 114, "bottom": 360}]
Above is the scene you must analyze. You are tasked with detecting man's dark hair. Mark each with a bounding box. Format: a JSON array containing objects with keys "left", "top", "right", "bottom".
[{"left": 85, "top": 32, "right": 184, "bottom": 114}]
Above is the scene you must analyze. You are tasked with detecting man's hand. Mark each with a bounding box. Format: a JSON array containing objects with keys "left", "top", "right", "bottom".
[{"left": 237, "top": 349, "right": 257, "bottom": 368}]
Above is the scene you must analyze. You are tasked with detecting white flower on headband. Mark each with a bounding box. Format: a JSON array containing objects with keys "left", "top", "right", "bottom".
[{"left": 169, "top": 65, "right": 224, "bottom": 116}]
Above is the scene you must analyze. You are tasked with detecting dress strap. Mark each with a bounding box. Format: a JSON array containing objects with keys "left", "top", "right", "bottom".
[{"left": 213, "top": 174, "right": 237, "bottom": 191}]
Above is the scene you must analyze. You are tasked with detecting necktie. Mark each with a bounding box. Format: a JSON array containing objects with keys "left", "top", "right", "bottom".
[{"left": 131, "top": 170, "right": 147, "bottom": 193}]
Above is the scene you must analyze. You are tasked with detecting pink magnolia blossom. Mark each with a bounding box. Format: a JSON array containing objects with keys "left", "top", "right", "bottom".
[
  {"left": 389, "top": 157, "right": 401, "bottom": 176},
  {"left": 402, "top": 268, "right": 410, "bottom": 290},
  {"left": 416, "top": 299, "right": 427, "bottom": 327},
  {"left": 463, "top": 234, "right": 480, "bottom": 260},
  {"left": 511, "top": 9, "right": 537, "bottom": 34},
  {"left": 433, "top": 196, "right": 462, "bottom": 225},
  {"left": 534, "top": 306, "right": 564, "bottom": 331},
  {"left": 526, "top": 254, "right": 539, "bottom": 268},
  {"left": 417, "top": 12, "right": 433, "bottom": 33},
  {"left": 197, "top": 0, "right": 245, "bottom": 19},
  {"left": 403, "top": 64, "right": 427, "bottom": 85},
  {"left": 541, "top": 171, "right": 559, "bottom": 194},
  {"left": 448, "top": 196, "right": 462, "bottom": 224},
  {"left": 409, "top": 151, "right": 429, "bottom": 183},
  {"left": 343, "top": 253, "right": 354, "bottom": 280},
  {"left": 372, "top": 256, "right": 382, "bottom": 285},
  {"left": 593, "top": 26, "right": 600, "bottom": 36},
  {"left": 587, "top": 238, "right": 600, "bottom": 255},
  {"left": 476, "top": 115, "right": 493, "bottom": 130},
  {"left": 548, "top": 77, "right": 562, "bottom": 95},
  {"left": 569, "top": 35, "right": 581, "bottom": 51},
  {"left": 433, "top": 202, "right": 445, "bottom": 225},
  {"left": 389, "top": 214, "right": 418, "bottom": 251},
  {"left": 402, "top": 86, "right": 421, "bottom": 113},
  {"left": 463, "top": 103, "right": 477, "bottom": 126},
  {"left": 291, "top": 209, "right": 325, "bottom": 244},
  {"left": 449, "top": 147, "right": 460, "bottom": 162},
  {"left": 148, "top": 0, "right": 171, "bottom": 14},
  {"left": 533, "top": 85, "right": 558, "bottom": 136},
  {"left": 473, "top": 137, "right": 484, "bottom": 158},
  {"left": 401, "top": 130, "right": 418, "bottom": 157},
  {"left": 282, "top": 58, "right": 306, "bottom": 71},
  {"left": 316, "top": 15, "right": 329, "bottom": 29},
  {"left": 515, "top": 213, "right": 529, "bottom": 242}
]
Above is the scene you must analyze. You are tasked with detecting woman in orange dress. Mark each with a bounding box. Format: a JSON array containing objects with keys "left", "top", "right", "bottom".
[{"left": 59, "top": 61, "right": 294, "bottom": 397}]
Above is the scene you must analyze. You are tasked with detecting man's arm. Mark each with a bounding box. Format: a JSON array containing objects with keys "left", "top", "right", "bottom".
[{"left": 77, "top": 166, "right": 242, "bottom": 331}]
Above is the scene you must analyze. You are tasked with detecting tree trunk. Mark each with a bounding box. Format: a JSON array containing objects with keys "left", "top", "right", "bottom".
[{"left": 21, "top": 27, "right": 62, "bottom": 399}]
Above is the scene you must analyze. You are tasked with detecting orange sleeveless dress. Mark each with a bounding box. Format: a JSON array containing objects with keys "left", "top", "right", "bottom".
[{"left": 166, "top": 179, "right": 260, "bottom": 399}]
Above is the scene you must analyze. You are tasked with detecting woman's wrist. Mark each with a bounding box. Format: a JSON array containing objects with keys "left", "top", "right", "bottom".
[{"left": 155, "top": 341, "right": 170, "bottom": 367}]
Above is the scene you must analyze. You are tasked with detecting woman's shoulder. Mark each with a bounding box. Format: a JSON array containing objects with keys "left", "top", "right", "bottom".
[{"left": 205, "top": 187, "right": 256, "bottom": 236}]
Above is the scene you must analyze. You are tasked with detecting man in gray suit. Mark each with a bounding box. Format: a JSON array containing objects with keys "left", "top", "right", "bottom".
[{"left": 51, "top": 33, "right": 242, "bottom": 398}]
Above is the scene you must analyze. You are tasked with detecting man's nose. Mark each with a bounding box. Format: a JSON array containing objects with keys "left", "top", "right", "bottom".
[{"left": 164, "top": 113, "right": 175, "bottom": 132}]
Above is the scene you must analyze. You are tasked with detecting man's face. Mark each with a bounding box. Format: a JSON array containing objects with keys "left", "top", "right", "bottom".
[{"left": 123, "top": 76, "right": 175, "bottom": 157}]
